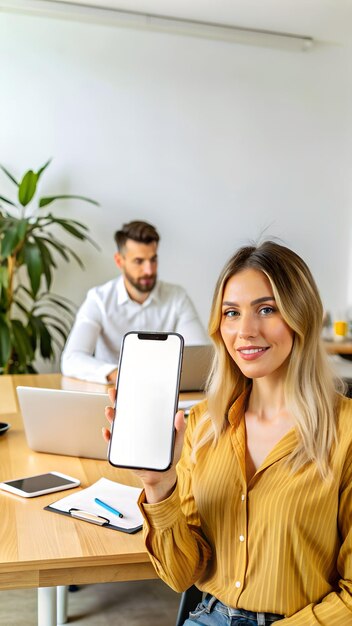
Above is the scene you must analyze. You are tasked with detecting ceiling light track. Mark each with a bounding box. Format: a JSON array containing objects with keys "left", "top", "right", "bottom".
[{"left": 0, "top": 0, "right": 314, "bottom": 51}]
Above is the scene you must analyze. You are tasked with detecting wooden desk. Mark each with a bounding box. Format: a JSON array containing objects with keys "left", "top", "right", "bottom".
[
  {"left": 0, "top": 373, "right": 203, "bottom": 625},
  {"left": 324, "top": 340, "right": 352, "bottom": 355}
]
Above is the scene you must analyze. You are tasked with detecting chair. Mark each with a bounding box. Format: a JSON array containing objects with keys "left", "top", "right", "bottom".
[{"left": 175, "top": 585, "right": 203, "bottom": 626}]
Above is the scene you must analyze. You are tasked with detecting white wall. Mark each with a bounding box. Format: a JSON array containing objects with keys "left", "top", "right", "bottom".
[{"left": 1, "top": 11, "right": 352, "bottom": 370}]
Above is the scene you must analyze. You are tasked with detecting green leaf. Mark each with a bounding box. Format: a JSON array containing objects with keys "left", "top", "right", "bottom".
[
  {"left": 35, "top": 215, "right": 89, "bottom": 232},
  {"left": 60, "top": 243, "right": 85, "bottom": 268},
  {"left": 0, "top": 195, "right": 16, "bottom": 207},
  {"left": 46, "top": 295, "right": 75, "bottom": 314},
  {"left": 39, "top": 233, "right": 88, "bottom": 267},
  {"left": 36, "top": 317, "right": 67, "bottom": 334},
  {"left": 12, "top": 298, "right": 31, "bottom": 316},
  {"left": 0, "top": 164, "right": 18, "bottom": 186},
  {"left": 16, "top": 218, "right": 28, "bottom": 241},
  {"left": 38, "top": 236, "right": 70, "bottom": 262},
  {"left": 32, "top": 216, "right": 99, "bottom": 251},
  {"left": 23, "top": 242, "right": 43, "bottom": 296},
  {"left": 14, "top": 284, "right": 33, "bottom": 299},
  {"left": 50, "top": 215, "right": 100, "bottom": 250},
  {"left": 39, "top": 312, "right": 71, "bottom": 333},
  {"left": 37, "top": 318, "right": 53, "bottom": 359},
  {"left": 0, "top": 216, "right": 14, "bottom": 233},
  {"left": 39, "top": 194, "right": 99, "bottom": 208},
  {"left": 11, "top": 319, "right": 34, "bottom": 365},
  {"left": 65, "top": 218, "right": 90, "bottom": 231},
  {"left": 0, "top": 225, "right": 20, "bottom": 258},
  {"left": 0, "top": 266, "right": 9, "bottom": 302},
  {"left": 0, "top": 315, "right": 11, "bottom": 367},
  {"left": 37, "top": 159, "right": 52, "bottom": 180},
  {"left": 0, "top": 266, "right": 9, "bottom": 289},
  {"left": 26, "top": 317, "right": 38, "bottom": 351},
  {"left": 18, "top": 170, "right": 38, "bottom": 206},
  {"left": 33, "top": 236, "right": 57, "bottom": 267},
  {"left": 33, "top": 237, "right": 55, "bottom": 290},
  {"left": 46, "top": 322, "right": 68, "bottom": 343},
  {"left": 51, "top": 218, "right": 88, "bottom": 240}
]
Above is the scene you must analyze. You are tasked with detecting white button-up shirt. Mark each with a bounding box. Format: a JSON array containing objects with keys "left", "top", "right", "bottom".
[{"left": 61, "top": 276, "right": 208, "bottom": 383}]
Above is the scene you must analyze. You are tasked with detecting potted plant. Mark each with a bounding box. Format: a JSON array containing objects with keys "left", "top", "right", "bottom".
[{"left": 0, "top": 160, "right": 99, "bottom": 374}]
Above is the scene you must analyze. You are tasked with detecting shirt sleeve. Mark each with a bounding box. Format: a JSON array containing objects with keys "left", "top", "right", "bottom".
[
  {"left": 138, "top": 409, "right": 212, "bottom": 592},
  {"left": 174, "top": 289, "right": 208, "bottom": 345},
  {"left": 280, "top": 442, "right": 352, "bottom": 625},
  {"left": 60, "top": 291, "right": 118, "bottom": 384}
]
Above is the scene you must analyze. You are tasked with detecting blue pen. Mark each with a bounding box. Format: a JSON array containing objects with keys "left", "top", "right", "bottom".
[{"left": 94, "top": 497, "right": 124, "bottom": 518}]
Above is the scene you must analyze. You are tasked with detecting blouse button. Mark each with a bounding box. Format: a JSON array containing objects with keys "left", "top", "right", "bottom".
[
  {"left": 241, "top": 494, "right": 245, "bottom": 501},
  {"left": 235, "top": 581, "right": 241, "bottom": 588},
  {"left": 239, "top": 535, "right": 245, "bottom": 542}
]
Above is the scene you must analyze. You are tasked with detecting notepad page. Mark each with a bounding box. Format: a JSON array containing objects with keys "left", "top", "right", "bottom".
[{"left": 49, "top": 477, "right": 143, "bottom": 530}]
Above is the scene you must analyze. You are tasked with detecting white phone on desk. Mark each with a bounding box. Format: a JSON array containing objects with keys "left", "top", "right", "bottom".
[
  {"left": 108, "top": 331, "right": 184, "bottom": 471},
  {"left": 0, "top": 471, "right": 80, "bottom": 498}
]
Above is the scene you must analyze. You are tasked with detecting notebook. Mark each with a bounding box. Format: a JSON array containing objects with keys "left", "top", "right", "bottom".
[
  {"left": 179, "top": 344, "right": 214, "bottom": 391},
  {"left": 16, "top": 386, "right": 110, "bottom": 460}
]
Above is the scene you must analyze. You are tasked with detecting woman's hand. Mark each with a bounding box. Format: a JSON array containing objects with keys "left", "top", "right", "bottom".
[
  {"left": 103, "top": 387, "right": 187, "bottom": 504},
  {"left": 102, "top": 387, "right": 116, "bottom": 444}
]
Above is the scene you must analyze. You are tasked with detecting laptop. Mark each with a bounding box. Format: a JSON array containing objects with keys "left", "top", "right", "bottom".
[
  {"left": 16, "top": 387, "right": 110, "bottom": 460},
  {"left": 179, "top": 344, "right": 214, "bottom": 391}
]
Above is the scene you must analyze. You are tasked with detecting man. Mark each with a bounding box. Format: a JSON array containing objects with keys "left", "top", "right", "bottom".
[{"left": 61, "top": 220, "right": 207, "bottom": 383}]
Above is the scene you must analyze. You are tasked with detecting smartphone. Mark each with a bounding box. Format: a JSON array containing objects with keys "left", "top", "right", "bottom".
[
  {"left": 108, "top": 331, "right": 184, "bottom": 471},
  {"left": 0, "top": 471, "right": 80, "bottom": 498}
]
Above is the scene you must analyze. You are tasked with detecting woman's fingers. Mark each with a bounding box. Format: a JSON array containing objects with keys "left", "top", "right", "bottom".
[
  {"left": 105, "top": 404, "right": 114, "bottom": 425},
  {"left": 108, "top": 387, "right": 116, "bottom": 404},
  {"left": 173, "top": 410, "right": 186, "bottom": 466},
  {"left": 103, "top": 399, "right": 115, "bottom": 442},
  {"left": 175, "top": 409, "right": 186, "bottom": 432},
  {"left": 102, "top": 426, "right": 111, "bottom": 442}
]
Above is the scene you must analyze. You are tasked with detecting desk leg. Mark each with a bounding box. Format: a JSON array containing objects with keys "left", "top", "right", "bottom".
[
  {"left": 38, "top": 587, "right": 57, "bottom": 626},
  {"left": 57, "top": 586, "right": 68, "bottom": 624}
]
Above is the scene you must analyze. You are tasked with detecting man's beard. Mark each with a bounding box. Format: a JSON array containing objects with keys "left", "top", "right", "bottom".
[{"left": 124, "top": 269, "right": 157, "bottom": 294}]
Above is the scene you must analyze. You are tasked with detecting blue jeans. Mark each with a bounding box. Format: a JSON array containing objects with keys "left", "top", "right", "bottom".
[{"left": 183, "top": 594, "right": 284, "bottom": 626}]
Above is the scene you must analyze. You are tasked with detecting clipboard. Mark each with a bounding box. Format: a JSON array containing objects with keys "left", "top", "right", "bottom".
[{"left": 44, "top": 477, "right": 143, "bottom": 534}]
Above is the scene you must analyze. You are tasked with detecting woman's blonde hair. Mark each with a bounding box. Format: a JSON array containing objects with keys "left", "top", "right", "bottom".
[{"left": 192, "top": 241, "right": 341, "bottom": 479}]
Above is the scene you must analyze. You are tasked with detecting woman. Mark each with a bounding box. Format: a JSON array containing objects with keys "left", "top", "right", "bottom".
[{"left": 104, "top": 241, "right": 352, "bottom": 625}]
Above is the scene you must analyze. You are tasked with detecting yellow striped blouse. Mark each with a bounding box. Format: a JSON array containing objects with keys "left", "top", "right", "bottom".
[{"left": 139, "top": 391, "right": 352, "bottom": 625}]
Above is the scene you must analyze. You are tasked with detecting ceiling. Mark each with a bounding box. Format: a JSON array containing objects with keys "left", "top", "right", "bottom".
[{"left": 49, "top": 0, "right": 352, "bottom": 47}]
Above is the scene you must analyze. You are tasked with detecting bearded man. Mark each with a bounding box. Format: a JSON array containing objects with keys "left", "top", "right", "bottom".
[{"left": 61, "top": 220, "right": 207, "bottom": 383}]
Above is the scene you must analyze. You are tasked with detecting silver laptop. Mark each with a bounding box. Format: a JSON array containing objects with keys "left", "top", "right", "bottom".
[
  {"left": 179, "top": 344, "right": 214, "bottom": 391},
  {"left": 16, "top": 386, "right": 110, "bottom": 460}
]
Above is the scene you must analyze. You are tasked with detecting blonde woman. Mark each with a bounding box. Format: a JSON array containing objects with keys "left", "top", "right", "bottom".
[{"left": 104, "top": 241, "right": 352, "bottom": 626}]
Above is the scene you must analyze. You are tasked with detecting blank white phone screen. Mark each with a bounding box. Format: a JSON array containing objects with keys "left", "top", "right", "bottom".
[{"left": 109, "top": 332, "right": 183, "bottom": 470}]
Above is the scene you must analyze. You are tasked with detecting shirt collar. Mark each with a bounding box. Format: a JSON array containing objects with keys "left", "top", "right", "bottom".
[
  {"left": 228, "top": 385, "right": 251, "bottom": 427},
  {"left": 116, "top": 276, "right": 130, "bottom": 305}
]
